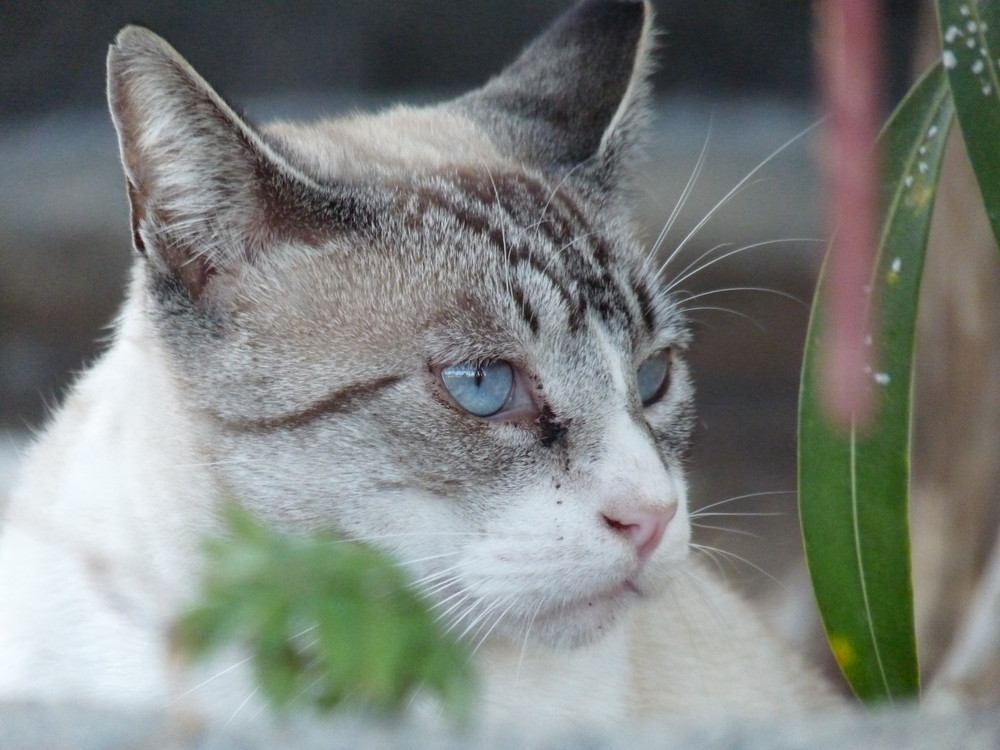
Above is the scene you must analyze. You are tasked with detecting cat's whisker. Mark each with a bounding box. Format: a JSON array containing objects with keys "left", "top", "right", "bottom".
[
  {"left": 294, "top": 635, "right": 322, "bottom": 651},
  {"left": 647, "top": 117, "right": 714, "bottom": 265},
  {"left": 680, "top": 305, "right": 766, "bottom": 332},
  {"left": 411, "top": 567, "right": 463, "bottom": 593},
  {"left": 439, "top": 601, "right": 478, "bottom": 638},
  {"left": 286, "top": 670, "right": 331, "bottom": 712},
  {"left": 658, "top": 119, "right": 821, "bottom": 278},
  {"left": 657, "top": 179, "right": 764, "bottom": 279},
  {"left": 168, "top": 654, "right": 254, "bottom": 704},
  {"left": 688, "top": 544, "right": 728, "bottom": 581},
  {"left": 459, "top": 596, "right": 510, "bottom": 646},
  {"left": 693, "top": 490, "right": 795, "bottom": 514},
  {"left": 470, "top": 597, "right": 520, "bottom": 658},
  {"left": 665, "top": 575, "right": 704, "bottom": 649},
  {"left": 661, "top": 241, "right": 731, "bottom": 287},
  {"left": 665, "top": 237, "right": 819, "bottom": 293},
  {"left": 223, "top": 686, "right": 258, "bottom": 728},
  {"left": 393, "top": 551, "right": 463, "bottom": 567},
  {"left": 434, "top": 591, "right": 477, "bottom": 628},
  {"left": 246, "top": 696, "right": 272, "bottom": 723},
  {"left": 409, "top": 564, "right": 462, "bottom": 588},
  {"left": 425, "top": 582, "right": 469, "bottom": 611},
  {"left": 676, "top": 283, "right": 810, "bottom": 308},
  {"left": 516, "top": 601, "right": 543, "bottom": 681},
  {"left": 689, "top": 511, "right": 783, "bottom": 519},
  {"left": 690, "top": 522, "right": 762, "bottom": 539},
  {"left": 690, "top": 542, "right": 784, "bottom": 590},
  {"left": 340, "top": 531, "right": 485, "bottom": 544},
  {"left": 676, "top": 566, "right": 730, "bottom": 632},
  {"left": 446, "top": 594, "right": 506, "bottom": 643},
  {"left": 168, "top": 618, "right": 324, "bottom": 705}
]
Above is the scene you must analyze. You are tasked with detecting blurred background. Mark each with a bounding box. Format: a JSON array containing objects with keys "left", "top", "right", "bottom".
[{"left": 1, "top": 2, "right": 923, "bottom": 612}]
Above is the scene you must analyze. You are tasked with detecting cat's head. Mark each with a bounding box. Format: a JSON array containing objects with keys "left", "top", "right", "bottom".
[{"left": 107, "top": 0, "right": 695, "bottom": 649}]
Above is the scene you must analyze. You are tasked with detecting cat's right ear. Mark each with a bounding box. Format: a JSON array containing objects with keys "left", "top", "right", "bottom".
[
  {"left": 106, "top": 26, "right": 371, "bottom": 303},
  {"left": 459, "top": 0, "right": 655, "bottom": 207}
]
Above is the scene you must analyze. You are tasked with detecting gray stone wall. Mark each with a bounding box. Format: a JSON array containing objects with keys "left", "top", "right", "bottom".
[{"left": 1, "top": 701, "right": 998, "bottom": 749}]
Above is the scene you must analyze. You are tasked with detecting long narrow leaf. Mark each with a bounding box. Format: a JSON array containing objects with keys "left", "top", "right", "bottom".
[
  {"left": 799, "top": 65, "right": 954, "bottom": 702},
  {"left": 938, "top": 0, "right": 1000, "bottom": 249}
]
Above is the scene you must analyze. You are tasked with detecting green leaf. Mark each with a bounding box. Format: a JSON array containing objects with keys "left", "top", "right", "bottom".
[
  {"left": 173, "top": 505, "right": 475, "bottom": 719},
  {"left": 798, "top": 65, "right": 954, "bottom": 702},
  {"left": 938, "top": 0, "right": 1000, "bottom": 249}
]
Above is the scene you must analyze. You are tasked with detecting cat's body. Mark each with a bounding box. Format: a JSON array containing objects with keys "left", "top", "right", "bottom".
[{"left": 0, "top": 0, "right": 832, "bottom": 727}]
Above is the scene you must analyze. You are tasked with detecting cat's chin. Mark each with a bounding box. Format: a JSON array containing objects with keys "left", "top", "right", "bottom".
[{"left": 510, "top": 580, "right": 645, "bottom": 650}]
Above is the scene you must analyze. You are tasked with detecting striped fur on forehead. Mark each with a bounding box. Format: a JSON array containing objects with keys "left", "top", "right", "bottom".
[{"left": 398, "top": 165, "right": 669, "bottom": 343}]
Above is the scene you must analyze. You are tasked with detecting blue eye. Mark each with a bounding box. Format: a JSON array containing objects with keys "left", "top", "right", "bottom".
[
  {"left": 441, "top": 361, "right": 515, "bottom": 417},
  {"left": 636, "top": 350, "right": 670, "bottom": 406}
]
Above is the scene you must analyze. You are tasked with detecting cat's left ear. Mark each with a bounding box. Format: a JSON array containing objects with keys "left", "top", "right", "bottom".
[
  {"left": 106, "top": 26, "right": 375, "bottom": 304},
  {"left": 459, "top": 0, "right": 654, "bottom": 205}
]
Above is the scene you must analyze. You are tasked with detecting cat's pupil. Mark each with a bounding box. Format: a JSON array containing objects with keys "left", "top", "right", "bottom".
[
  {"left": 636, "top": 350, "right": 671, "bottom": 406},
  {"left": 441, "top": 361, "right": 514, "bottom": 417}
]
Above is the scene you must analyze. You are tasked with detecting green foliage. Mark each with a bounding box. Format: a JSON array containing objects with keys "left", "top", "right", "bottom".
[
  {"left": 174, "top": 506, "right": 474, "bottom": 720},
  {"left": 938, "top": 0, "right": 1000, "bottom": 249},
  {"left": 800, "top": 64, "right": 952, "bottom": 703},
  {"left": 799, "top": 0, "right": 1000, "bottom": 703}
]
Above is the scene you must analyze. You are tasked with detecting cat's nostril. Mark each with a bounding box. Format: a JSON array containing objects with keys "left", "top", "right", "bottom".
[{"left": 603, "top": 504, "right": 675, "bottom": 561}]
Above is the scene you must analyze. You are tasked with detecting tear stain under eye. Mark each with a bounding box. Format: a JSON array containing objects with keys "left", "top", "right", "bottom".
[{"left": 537, "top": 405, "right": 570, "bottom": 448}]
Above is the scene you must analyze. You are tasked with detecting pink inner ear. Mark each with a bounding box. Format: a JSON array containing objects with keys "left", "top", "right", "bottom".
[
  {"left": 161, "top": 241, "right": 217, "bottom": 300},
  {"left": 126, "top": 176, "right": 219, "bottom": 300},
  {"left": 126, "top": 179, "right": 147, "bottom": 255}
]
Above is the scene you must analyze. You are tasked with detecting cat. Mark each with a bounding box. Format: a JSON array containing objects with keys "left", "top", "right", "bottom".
[{"left": 0, "top": 0, "right": 834, "bottom": 728}]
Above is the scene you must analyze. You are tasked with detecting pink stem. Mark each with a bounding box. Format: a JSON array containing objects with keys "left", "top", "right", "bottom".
[{"left": 816, "top": 0, "right": 883, "bottom": 429}]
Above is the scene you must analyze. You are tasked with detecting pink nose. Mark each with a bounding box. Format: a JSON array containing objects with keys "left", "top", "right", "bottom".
[{"left": 603, "top": 505, "right": 676, "bottom": 561}]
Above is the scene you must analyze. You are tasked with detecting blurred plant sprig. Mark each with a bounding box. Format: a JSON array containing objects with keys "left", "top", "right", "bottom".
[{"left": 173, "top": 505, "right": 474, "bottom": 720}]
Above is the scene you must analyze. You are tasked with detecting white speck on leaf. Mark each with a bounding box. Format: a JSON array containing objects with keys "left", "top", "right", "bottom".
[
  {"left": 919, "top": 145, "right": 928, "bottom": 155},
  {"left": 984, "top": 83, "right": 994, "bottom": 96},
  {"left": 944, "top": 49, "right": 958, "bottom": 69},
  {"left": 967, "top": 37, "right": 977, "bottom": 49},
  {"left": 874, "top": 372, "right": 891, "bottom": 386},
  {"left": 945, "top": 25, "right": 963, "bottom": 43},
  {"left": 891, "top": 257, "right": 902, "bottom": 273},
  {"left": 961, "top": 4, "right": 970, "bottom": 16},
  {"left": 919, "top": 161, "right": 929, "bottom": 174},
  {"left": 927, "top": 125, "right": 939, "bottom": 139},
  {"left": 968, "top": 20, "right": 979, "bottom": 33},
  {"left": 904, "top": 174, "right": 914, "bottom": 188},
  {"left": 973, "top": 59, "right": 985, "bottom": 74}
]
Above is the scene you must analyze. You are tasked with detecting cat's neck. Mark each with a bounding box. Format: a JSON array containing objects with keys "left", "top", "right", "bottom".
[
  {"left": 9, "top": 280, "right": 219, "bottom": 600},
  {"left": 471, "top": 624, "right": 632, "bottom": 728}
]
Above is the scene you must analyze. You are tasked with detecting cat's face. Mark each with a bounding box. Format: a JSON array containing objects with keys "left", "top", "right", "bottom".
[{"left": 108, "top": 0, "right": 695, "bottom": 648}]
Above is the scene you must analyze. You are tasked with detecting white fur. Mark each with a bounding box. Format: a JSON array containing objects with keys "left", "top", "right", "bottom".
[
  {"left": 0, "top": 8, "right": 837, "bottom": 730},
  {"left": 0, "top": 288, "right": 831, "bottom": 724}
]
